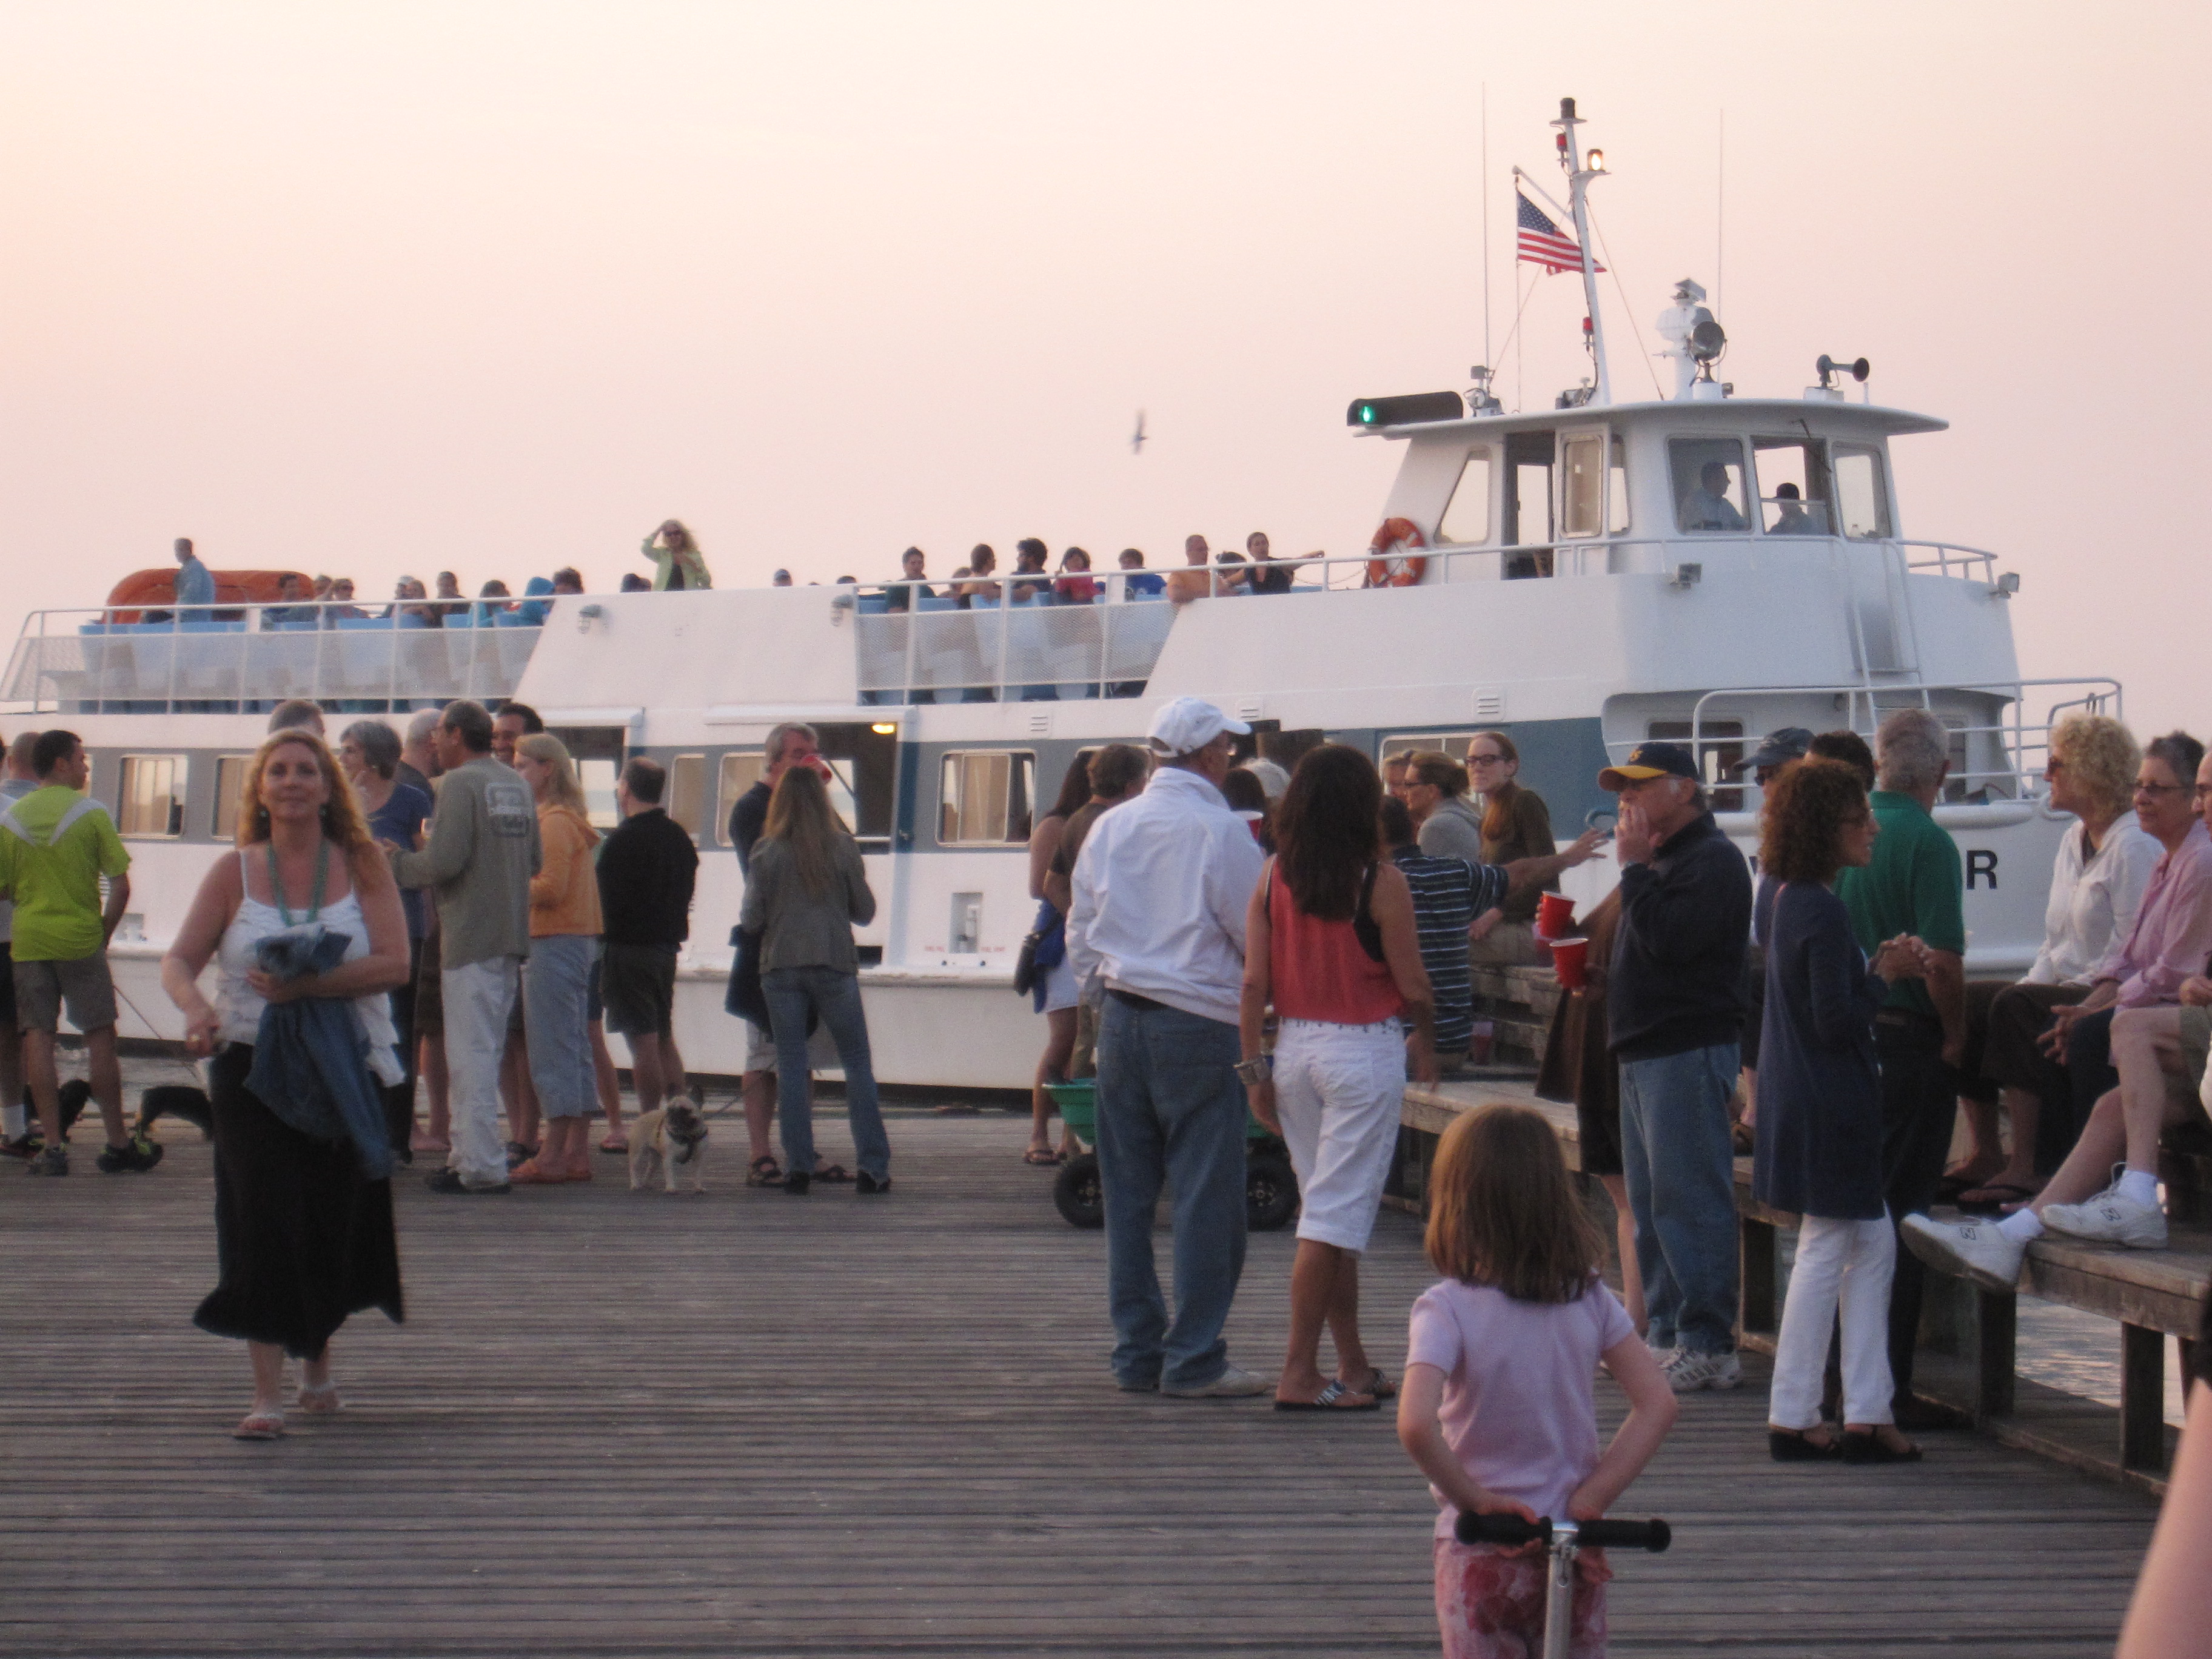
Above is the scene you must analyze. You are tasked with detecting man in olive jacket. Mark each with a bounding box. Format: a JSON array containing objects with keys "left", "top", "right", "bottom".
[{"left": 387, "top": 700, "right": 541, "bottom": 1193}]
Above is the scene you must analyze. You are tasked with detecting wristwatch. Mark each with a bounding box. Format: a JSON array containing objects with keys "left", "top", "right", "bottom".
[{"left": 1233, "top": 1054, "right": 1273, "bottom": 1086}]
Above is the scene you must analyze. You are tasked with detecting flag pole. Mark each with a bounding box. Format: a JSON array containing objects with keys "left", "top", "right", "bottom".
[{"left": 1552, "top": 96, "right": 1610, "bottom": 406}]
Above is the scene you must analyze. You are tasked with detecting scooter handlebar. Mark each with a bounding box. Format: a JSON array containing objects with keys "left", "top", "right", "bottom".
[{"left": 1454, "top": 1512, "right": 1671, "bottom": 1553}]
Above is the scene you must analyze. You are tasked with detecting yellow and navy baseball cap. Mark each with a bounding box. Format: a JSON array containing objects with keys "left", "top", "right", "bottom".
[{"left": 1598, "top": 742, "right": 1700, "bottom": 793}]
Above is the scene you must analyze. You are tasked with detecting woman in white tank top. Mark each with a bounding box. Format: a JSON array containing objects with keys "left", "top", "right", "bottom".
[{"left": 161, "top": 729, "right": 411, "bottom": 1442}]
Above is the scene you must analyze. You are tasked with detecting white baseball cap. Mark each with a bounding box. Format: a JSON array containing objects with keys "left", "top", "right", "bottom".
[{"left": 1145, "top": 695, "right": 1251, "bottom": 758}]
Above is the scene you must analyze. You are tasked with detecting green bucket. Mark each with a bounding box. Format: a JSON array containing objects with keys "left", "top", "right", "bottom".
[{"left": 1045, "top": 1078, "right": 1097, "bottom": 1141}]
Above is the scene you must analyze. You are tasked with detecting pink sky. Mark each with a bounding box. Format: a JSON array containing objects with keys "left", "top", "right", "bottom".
[{"left": 2, "top": 2, "right": 2206, "bottom": 728}]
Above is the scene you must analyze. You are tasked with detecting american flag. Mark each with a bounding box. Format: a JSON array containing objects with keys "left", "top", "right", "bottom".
[{"left": 1517, "top": 189, "right": 1600, "bottom": 274}]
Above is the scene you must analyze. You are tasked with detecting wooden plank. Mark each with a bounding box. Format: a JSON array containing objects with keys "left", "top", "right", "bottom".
[{"left": 0, "top": 1062, "right": 2168, "bottom": 1658}]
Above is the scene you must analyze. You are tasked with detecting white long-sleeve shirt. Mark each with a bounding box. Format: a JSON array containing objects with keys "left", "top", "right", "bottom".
[
  {"left": 2026, "top": 810, "right": 2160, "bottom": 986},
  {"left": 1067, "top": 763, "right": 1265, "bottom": 1027}
]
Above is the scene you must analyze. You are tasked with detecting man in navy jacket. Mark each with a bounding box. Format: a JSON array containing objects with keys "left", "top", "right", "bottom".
[{"left": 1603, "top": 742, "right": 1753, "bottom": 1393}]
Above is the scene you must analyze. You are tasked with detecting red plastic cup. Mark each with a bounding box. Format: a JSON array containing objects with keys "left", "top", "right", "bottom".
[
  {"left": 1550, "top": 936, "right": 1590, "bottom": 991},
  {"left": 1535, "top": 891, "right": 1577, "bottom": 940}
]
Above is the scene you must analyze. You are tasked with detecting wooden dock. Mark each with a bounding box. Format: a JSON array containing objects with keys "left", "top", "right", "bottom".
[{"left": 0, "top": 1105, "right": 2165, "bottom": 1657}]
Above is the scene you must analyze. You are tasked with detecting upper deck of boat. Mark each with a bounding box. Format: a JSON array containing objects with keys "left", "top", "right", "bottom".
[{"left": 1, "top": 1077, "right": 2160, "bottom": 1657}]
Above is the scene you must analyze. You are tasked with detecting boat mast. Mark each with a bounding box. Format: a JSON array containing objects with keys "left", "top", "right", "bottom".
[{"left": 1552, "top": 97, "right": 1610, "bottom": 406}]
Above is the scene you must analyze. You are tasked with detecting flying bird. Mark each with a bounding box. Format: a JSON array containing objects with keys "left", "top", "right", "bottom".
[{"left": 1130, "top": 411, "right": 1147, "bottom": 456}]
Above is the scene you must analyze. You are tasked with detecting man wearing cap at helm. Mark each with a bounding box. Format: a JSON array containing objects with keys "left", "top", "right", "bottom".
[
  {"left": 1068, "top": 696, "right": 1270, "bottom": 1398},
  {"left": 1600, "top": 740, "right": 1753, "bottom": 1394}
]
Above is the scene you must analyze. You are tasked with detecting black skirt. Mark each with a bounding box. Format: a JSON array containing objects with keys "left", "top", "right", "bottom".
[{"left": 195, "top": 1042, "right": 404, "bottom": 1358}]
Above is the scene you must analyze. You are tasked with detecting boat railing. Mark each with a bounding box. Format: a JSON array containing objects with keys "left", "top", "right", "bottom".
[
  {"left": 1624, "top": 678, "right": 2123, "bottom": 808},
  {"left": 0, "top": 602, "right": 541, "bottom": 714},
  {"left": 845, "top": 541, "right": 1689, "bottom": 700},
  {"left": 1900, "top": 540, "right": 2001, "bottom": 582}
]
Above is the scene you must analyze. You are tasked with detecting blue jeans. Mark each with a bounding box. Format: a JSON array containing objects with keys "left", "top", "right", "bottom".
[
  {"left": 1618, "top": 1041, "right": 1740, "bottom": 1356},
  {"left": 763, "top": 967, "right": 890, "bottom": 1182},
  {"left": 1094, "top": 996, "right": 1248, "bottom": 1390}
]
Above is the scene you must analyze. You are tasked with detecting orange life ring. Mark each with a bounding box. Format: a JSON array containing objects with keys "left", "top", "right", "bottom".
[{"left": 1364, "top": 518, "right": 1428, "bottom": 588}]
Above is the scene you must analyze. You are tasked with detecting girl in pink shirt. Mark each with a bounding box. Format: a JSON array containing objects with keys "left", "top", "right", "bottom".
[{"left": 1398, "top": 1106, "right": 1678, "bottom": 1657}]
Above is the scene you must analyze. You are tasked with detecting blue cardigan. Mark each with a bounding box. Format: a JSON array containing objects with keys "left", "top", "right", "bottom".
[{"left": 1750, "top": 877, "right": 1887, "bottom": 1220}]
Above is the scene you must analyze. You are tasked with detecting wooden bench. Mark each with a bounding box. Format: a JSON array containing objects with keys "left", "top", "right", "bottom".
[{"left": 1393, "top": 968, "right": 2212, "bottom": 1495}]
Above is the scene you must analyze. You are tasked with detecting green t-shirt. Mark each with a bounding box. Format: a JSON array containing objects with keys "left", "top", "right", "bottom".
[
  {"left": 0, "top": 785, "right": 131, "bottom": 962},
  {"left": 1836, "top": 789, "right": 1965, "bottom": 1017}
]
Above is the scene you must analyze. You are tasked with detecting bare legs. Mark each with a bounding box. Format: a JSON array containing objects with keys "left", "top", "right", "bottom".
[
  {"left": 742, "top": 1068, "right": 776, "bottom": 1165},
  {"left": 24, "top": 1024, "right": 127, "bottom": 1150},
  {"left": 1029, "top": 1007, "right": 1077, "bottom": 1160},
  {"left": 243, "top": 1341, "right": 334, "bottom": 1433},
  {"left": 1276, "top": 1239, "right": 1377, "bottom": 1405},
  {"left": 415, "top": 1033, "right": 450, "bottom": 1149},
  {"left": 589, "top": 1020, "right": 625, "bottom": 1148},
  {"left": 538, "top": 1114, "right": 591, "bottom": 1178},
  {"left": 1598, "top": 1171, "right": 1647, "bottom": 1331},
  {"left": 501, "top": 1028, "right": 538, "bottom": 1151},
  {"left": 1952, "top": 1085, "right": 2042, "bottom": 1198}
]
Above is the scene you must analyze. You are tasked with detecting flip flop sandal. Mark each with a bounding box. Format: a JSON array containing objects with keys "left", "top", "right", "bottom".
[
  {"left": 1023, "top": 1147, "right": 1062, "bottom": 1166},
  {"left": 1956, "top": 1182, "right": 2039, "bottom": 1215},
  {"left": 1347, "top": 1368, "right": 1397, "bottom": 1401},
  {"left": 813, "top": 1164, "right": 851, "bottom": 1183},
  {"left": 1273, "top": 1379, "right": 1379, "bottom": 1413},
  {"left": 598, "top": 1135, "right": 629, "bottom": 1155},
  {"left": 746, "top": 1156, "right": 784, "bottom": 1187},
  {"left": 296, "top": 1386, "right": 342, "bottom": 1416},
  {"left": 233, "top": 1409, "right": 286, "bottom": 1441}
]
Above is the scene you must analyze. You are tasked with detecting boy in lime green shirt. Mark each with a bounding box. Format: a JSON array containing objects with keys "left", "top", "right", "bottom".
[{"left": 0, "top": 731, "right": 152, "bottom": 1175}]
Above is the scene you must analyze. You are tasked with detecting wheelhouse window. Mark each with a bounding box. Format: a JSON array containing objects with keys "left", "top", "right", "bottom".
[
  {"left": 1669, "top": 438, "right": 1751, "bottom": 533},
  {"left": 1832, "top": 444, "right": 1892, "bottom": 539},
  {"left": 1437, "top": 446, "right": 1493, "bottom": 545},
  {"left": 212, "top": 756, "right": 250, "bottom": 840},
  {"left": 1561, "top": 432, "right": 1607, "bottom": 538},
  {"left": 117, "top": 756, "right": 184, "bottom": 839},
  {"left": 1752, "top": 438, "right": 1833, "bottom": 536},
  {"left": 939, "top": 751, "right": 1035, "bottom": 846},
  {"left": 1503, "top": 430, "right": 1556, "bottom": 578}
]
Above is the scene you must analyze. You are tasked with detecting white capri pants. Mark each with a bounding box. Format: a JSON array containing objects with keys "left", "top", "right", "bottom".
[
  {"left": 1769, "top": 1210, "right": 1897, "bottom": 1430},
  {"left": 1272, "top": 1017, "right": 1406, "bottom": 1253}
]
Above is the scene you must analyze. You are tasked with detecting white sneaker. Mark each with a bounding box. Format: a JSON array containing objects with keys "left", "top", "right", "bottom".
[
  {"left": 1662, "top": 1349, "right": 1742, "bottom": 1393},
  {"left": 1900, "top": 1213, "right": 2025, "bottom": 1294},
  {"left": 2040, "top": 1185, "right": 2168, "bottom": 1249},
  {"left": 1161, "top": 1364, "right": 1272, "bottom": 1399}
]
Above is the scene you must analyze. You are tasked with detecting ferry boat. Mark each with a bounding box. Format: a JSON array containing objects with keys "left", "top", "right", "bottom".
[{"left": 0, "top": 99, "right": 2113, "bottom": 1090}]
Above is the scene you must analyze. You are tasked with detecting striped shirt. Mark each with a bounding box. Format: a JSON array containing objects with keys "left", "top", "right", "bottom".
[{"left": 1392, "top": 845, "right": 1509, "bottom": 1053}]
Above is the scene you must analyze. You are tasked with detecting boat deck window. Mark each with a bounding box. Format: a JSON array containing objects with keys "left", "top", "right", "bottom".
[
  {"left": 717, "top": 754, "right": 764, "bottom": 843},
  {"left": 116, "top": 756, "right": 184, "bottom": 839},
  {"left": 1670, "top": 438, "right": 1751, "bottom": 533},
  {"left": 939, "top": 751, "right": 1035, "bottom": 846},
  {"left": 212, "top": 756, "right": 250, "bottom": 840},
  {"left": 668, "top": 755, "right": 706, "bottom": 838},
  {"left": 1646, "top": 720, "right": 1744, "bottom": 813},
  {"left": 1437, "top": 447, "right": 1493, "bottom": 545},
  {"left": 1833, "top": 444, "right": 1893, "bottom": 539}
]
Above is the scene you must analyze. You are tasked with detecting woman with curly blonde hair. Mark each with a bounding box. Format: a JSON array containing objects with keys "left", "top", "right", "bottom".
[
  {"left": 1754, "top": 758, "right": 1932, "bottom": 1462},
  {"left": 160, "top": 730, "right": 411, "bottom": 1440},
  {"left": 1948, "top": 712, "right": 2159, "bottom": 1208}
]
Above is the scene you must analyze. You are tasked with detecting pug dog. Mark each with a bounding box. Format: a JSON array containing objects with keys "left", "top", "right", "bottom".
[{"left": 628, "top": 1101, "right": 709, "bottom": 1193}]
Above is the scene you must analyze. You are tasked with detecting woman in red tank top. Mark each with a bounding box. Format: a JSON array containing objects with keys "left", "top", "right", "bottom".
[{"left": 1241, "top": 745, "right": 1436, "bottom": 1412}]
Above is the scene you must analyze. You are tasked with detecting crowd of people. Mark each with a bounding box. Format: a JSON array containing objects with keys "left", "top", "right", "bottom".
[
  {"left": 13, "top": 668, "right": 2211, "bottom": 1651},
  {"left": 165, "top": 525, "right": 1335, "bottom": 623}
]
